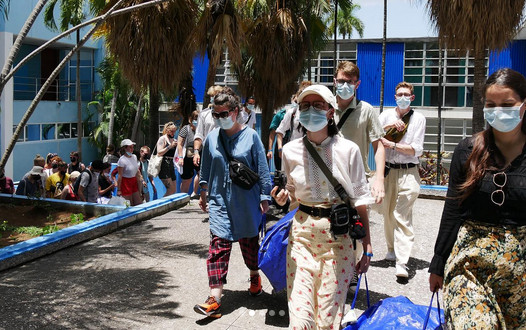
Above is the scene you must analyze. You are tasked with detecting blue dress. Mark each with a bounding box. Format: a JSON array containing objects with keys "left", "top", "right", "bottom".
[{"left": 200, "top": 127, "right": 271, "bottom": 241}]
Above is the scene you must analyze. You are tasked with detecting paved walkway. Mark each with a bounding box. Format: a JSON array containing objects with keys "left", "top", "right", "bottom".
[{"left": 0, "top": 197, "right": 445, "bottom": 329}]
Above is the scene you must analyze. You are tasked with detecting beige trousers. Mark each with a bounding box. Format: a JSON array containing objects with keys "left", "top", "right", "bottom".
[
  {"left": 380, "top": 166, "right": 420, "bottom": 267},
  {"left": 287, "top": 209, "right": 355, "bottom": 330}
]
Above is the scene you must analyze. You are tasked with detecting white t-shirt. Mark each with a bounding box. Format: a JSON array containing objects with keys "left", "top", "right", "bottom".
[
  {"left": 117, "top": 154, "right": 139, "bottom": 178},
  {"left": 237, "top": 109, "right": 256, "bottom": 128},
  {"left": 194, "top": 107, "right": 217, "bottom": 142},
  {"left": 276, "top": 105, "right": 303, "bottom": 142}
]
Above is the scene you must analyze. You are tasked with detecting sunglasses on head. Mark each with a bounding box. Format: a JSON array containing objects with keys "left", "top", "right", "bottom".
[{"left": 212, "top": 108, "right": 234, "bottom": 119}]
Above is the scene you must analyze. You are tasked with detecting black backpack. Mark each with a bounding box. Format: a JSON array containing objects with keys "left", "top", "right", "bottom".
[{"left": 73, "top": 169, "right": 92, "bottom": 196}]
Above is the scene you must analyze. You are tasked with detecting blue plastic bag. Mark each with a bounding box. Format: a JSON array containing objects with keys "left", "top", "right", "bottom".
[
  {"left": 344, "top": 293, "right": 445, "bottom": 330},
  {"left": 258, "top": 208, "right": 297, "bottom": 292}
]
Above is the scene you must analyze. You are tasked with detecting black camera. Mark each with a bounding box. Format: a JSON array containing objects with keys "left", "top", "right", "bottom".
[
  {"left": 273, "top": 170, "right": 287, "bottom": 192},
  {"left": 330, "top": 204, "right": 350, "bottom": 236}
]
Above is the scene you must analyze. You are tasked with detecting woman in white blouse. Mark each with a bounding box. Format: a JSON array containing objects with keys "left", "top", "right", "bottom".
[{"left": 271, "top": 85, "right": 373, "bottom": 329}]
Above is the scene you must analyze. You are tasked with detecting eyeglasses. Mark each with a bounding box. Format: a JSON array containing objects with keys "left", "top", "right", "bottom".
[
  {"left": 298, "top": 101, "right": 328, "bottom": 111},
  {"left": 396, "top": 93, "right": 412, "bottom": 97},
  {"left": 334, "top": 78, "right": 357, "bottom": 85},
  {"left": 491, "top": 172, "right": 507, "bottom": 206},
  {"left": 211, "top": 109, "right": 234, "bottom": 119}
]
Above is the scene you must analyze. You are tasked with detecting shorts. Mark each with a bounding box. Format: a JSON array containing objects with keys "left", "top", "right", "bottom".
[
  {"left": 159, "top": 156, "right": 176, "bottom": 181},
  {"left": 181, "top": 156, "right": 200, "bottom": 180},
  {"left": 120, "top": 176, "right": 139, "bottom": 196}
]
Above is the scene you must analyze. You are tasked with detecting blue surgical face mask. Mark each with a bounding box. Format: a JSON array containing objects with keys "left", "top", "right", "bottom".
[
  {"left": 335, "top": 82, "right": 355, "bottom": 100},
  {"left": 484, "top": 104, "right": 524, "bottom": 132},
  {"left": 247, "top": 104, "right": 255, "bottom": 111},
  {"left": 192, "top": 120, "right": 198, "bottom": 127},
  {"left": 396, "top": 96, "right": 412, "bottom": 109},
  {"left": 299, "top": 106, "right": 328, "bottom": 132},
  {"left": 210, "top": 96, "right": 214, "bottom": 105},
  {"left": 214, "top": 116, "right": 235, "bottom": 130},
  {"left": 126, "top": 151, "right": 133, "bottom": 157}
]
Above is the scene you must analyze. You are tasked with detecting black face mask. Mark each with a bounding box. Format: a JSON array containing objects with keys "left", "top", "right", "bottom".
[
  {"left": 167, "top": 134, "right": 174, "bottom": 139},
  {"left": 60, "top": 170, "right": 67, "bottom": 175},
  {"left": 52, "top": 164, "right": 58, "bottom": 169},
  {"left": 70, "top": 157, "right": 77, "bottom": 162},
  {"left": 144, "top": 154, "right": 150, "bottom": 160}
]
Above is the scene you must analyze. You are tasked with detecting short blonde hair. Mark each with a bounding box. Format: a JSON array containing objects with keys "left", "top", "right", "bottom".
[
  {"left": 162, "top": 121, "right": 176, "bottom": 135},
  {"left": 207, "top": 85, "right": 223, "bottom": 97},
  {"left": 335, "top": 61, "right": 360, "bottom": 79},
  {"left": 395, "top": 82, "right": 414, "bottom": 94}
]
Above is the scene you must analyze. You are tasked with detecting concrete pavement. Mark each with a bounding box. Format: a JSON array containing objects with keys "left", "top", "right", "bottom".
[{"left": 0, "top": 197, "right": 445, "bottom": 329}]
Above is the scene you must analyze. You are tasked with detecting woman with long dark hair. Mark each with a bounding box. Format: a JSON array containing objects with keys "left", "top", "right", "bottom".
[{"left": 429, "top": 68, "right": 526, "bottom": 328}]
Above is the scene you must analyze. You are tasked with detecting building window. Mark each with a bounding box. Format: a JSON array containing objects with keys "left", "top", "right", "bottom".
[
  {"left": 404, "top": 42, "right": 487, "bottom": 108},
  {"left": 12, "top": 122, "right": 95, "bottom": 142},
  {"left": 311, "top": 42, "right": 357, "bottom": 85}
]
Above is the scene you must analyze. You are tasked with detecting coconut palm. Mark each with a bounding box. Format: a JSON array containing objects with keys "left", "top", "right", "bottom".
[
  {"left": 0, "top": 0, "right": 9, "bottom": 19},
  {"left": 190, "top": 0, "right": 244, "bottom": 105},
  {"left": 102, "top": 0, "right": 198, "bottom": 145},
  {"left": 426, "top": 0, "right": 526, "bottom": 133},
  {"left": 325, "top": 2, "right": 363, "bottom": 39}
]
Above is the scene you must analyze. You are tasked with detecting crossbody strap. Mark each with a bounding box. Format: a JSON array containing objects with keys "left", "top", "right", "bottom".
[
  {"left": 302, "top": 136, "right": 351, "bottom": 203},
  {"left": 336, "top": 107, "right": 355, "bottom": 130},
  {"left": 384, "top": 109, "right": 414, "bottom": 142},
  {"left": 218, "top": 131, "right": 233, "bottom": 161}
]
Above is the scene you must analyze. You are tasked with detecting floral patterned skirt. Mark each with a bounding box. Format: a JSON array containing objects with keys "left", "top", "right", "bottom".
[{"left": 443, "top": 221, "right": 526, "bottom": 329}]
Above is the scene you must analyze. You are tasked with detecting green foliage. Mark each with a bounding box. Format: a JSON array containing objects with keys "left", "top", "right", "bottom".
[
  {"left": 0, "top": 220, "right": 13, "bottom": 231},
  {"left": 87, "top": 56, "right": 149, "bottom": 156},
  {"left": 70, "top": 213, "right": 84, "bottom": 224}
]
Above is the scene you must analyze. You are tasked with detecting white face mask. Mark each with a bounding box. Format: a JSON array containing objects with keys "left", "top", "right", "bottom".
[
  {"left": 483, "top": 104, "right": 524, "bottom": 132},
  {"left": 335, "top": 82, "right": 355, "bottom": 100},
  {"left": 214, "top": 116, "right": 235, "bottom": 130},
  {"left": 396, "top": 96, "right": 412, "bottom": 109}
]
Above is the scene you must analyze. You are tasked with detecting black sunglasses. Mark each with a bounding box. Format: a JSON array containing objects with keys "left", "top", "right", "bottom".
[{"left": 212, "top": 109, "right": 234, "bottom": 119}]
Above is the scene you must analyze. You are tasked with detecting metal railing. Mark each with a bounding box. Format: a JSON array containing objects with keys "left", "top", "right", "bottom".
[{"left": 13, "top": 76, "right": 94, "bottom": 101}]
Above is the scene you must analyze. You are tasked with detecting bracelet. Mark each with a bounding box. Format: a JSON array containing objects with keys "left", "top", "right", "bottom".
[
  {"left": 363, "top": 252, "right": 373, "bottom": 257},
  {"left": 278, "top": 148, "right": 283, "bottom": 151}
]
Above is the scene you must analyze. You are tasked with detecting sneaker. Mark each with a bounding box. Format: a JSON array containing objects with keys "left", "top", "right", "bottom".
[
  {"left": 385, "top": 251, "right": 396, "bottom": 261},
  {"left": 395, "top": 264, "right": 409, "bottom": 278},
  {"left": 194, "top": 296, "right": 222, "bottom": 318},
  {"left": 249, "top": 274, "right": 262, "bottom": 296}
]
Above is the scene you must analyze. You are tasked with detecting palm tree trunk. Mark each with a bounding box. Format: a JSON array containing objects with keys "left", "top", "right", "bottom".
[
  {"left": 108, "top": 88, "right": 118, "bottom": 147},
  {"left": 472, "top": 48, "right": 486, "bottom": 134},
  {"left": 261, "top": 96, "right": 274, "bottom": 158},
  {"left": 3, "top": 0, "right": 170, "bottom": 88},
  {"left": 0, "top": 0, "right": 48, "bottom": 95},
  {"left": 203, "top": 59, "right": 217, "bottom": 106},
  {"left": 76, "top": 30, "right": 83, "bottom": 161},
  {"left": 379, "top": 0, "right": 387, "bottom": 113},
  {"left": 148, "top": 90, "right": 160, "bottom": 147},
  {"left": 0, "top": 0, "right": 125, "bottom": 170},
  {"left": 131, "top": 93, "right": 144, "bottom": 141}
]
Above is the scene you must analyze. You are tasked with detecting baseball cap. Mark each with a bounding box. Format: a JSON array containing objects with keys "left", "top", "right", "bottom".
[
  {"left": 297, "top": 85, "right": 337, "bottom": 110},
  {"left": 120, "top": 139, "right": 136, "bottom": 147}
]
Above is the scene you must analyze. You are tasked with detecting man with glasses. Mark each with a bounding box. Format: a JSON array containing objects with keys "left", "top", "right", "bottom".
[
  {"left": 379, "top": 81, "right": 426, "bottom": 281},
  {"left": 334, "top": 61, "right": 385, "bottom": 290}
]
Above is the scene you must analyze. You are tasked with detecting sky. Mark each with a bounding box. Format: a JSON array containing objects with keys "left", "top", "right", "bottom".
[{"left": 350, "top": 0, "right": 437, "bottom": 39}]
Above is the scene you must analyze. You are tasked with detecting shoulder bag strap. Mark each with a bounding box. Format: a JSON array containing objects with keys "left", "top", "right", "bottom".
[
  {"left": 336, "top": 107, "right": 355, "bottom": 130},
  {"left": 302, "top": 136, "right": 351, "bottom": 203},
  {"left": 218, "top": 131, "right": 233, "bottom": 161}
]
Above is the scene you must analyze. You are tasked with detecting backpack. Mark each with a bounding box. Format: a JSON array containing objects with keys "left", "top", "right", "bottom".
[{"left": 73, "top": 169, "right": 92, "bottom": 197}]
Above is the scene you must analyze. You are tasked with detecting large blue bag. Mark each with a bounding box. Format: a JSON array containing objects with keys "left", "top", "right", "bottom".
[
  {"left": 258, "top": 208, "right": 297, "bottom": 292},
  {"left": 344, "top": 293, "right": 445, "bottom": 329}
]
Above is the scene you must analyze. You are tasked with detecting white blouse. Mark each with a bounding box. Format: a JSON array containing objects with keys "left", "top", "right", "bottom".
[{"left": 282, "top": 135, "right": 373, "bottom": 208}]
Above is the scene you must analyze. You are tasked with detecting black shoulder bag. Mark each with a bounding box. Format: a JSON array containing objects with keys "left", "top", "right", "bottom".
[
  {"left": 219, "top": 132, "right": 260, "bottom": 190},
  {"left": 303, "top": 136, "right": 366, "bottom": 240}
]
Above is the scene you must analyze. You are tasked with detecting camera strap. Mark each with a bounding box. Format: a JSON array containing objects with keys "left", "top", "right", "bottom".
[{"left": 302, "top": 136, "right": 351, "bottom": 204}]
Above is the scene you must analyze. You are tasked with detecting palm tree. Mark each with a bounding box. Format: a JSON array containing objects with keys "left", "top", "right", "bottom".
[
  {"left": 190, "top": 0, "right": 244, "bottom": 106},
  {"left": 326, "top": 2, "right": 364, "bottom": 39},
  {"left": 102, "top": 0, "right": 198, "bottom": 146},
  {"left": 426, "top": 0, "right": 526, "bottom": 133},
  {"left": 0, "top": 0, "right": 9, "bottom": 19}
]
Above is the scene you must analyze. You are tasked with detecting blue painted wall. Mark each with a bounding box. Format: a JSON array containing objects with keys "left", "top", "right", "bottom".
[
  {"left": 193, "top": 54, "right": 209, "bottom": 103},
  {"left": 489, "top": 40, "right": 526, "bottom": 77},
  {"left": 356, "top": 42, "right": 404, "bottom": 106}
]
